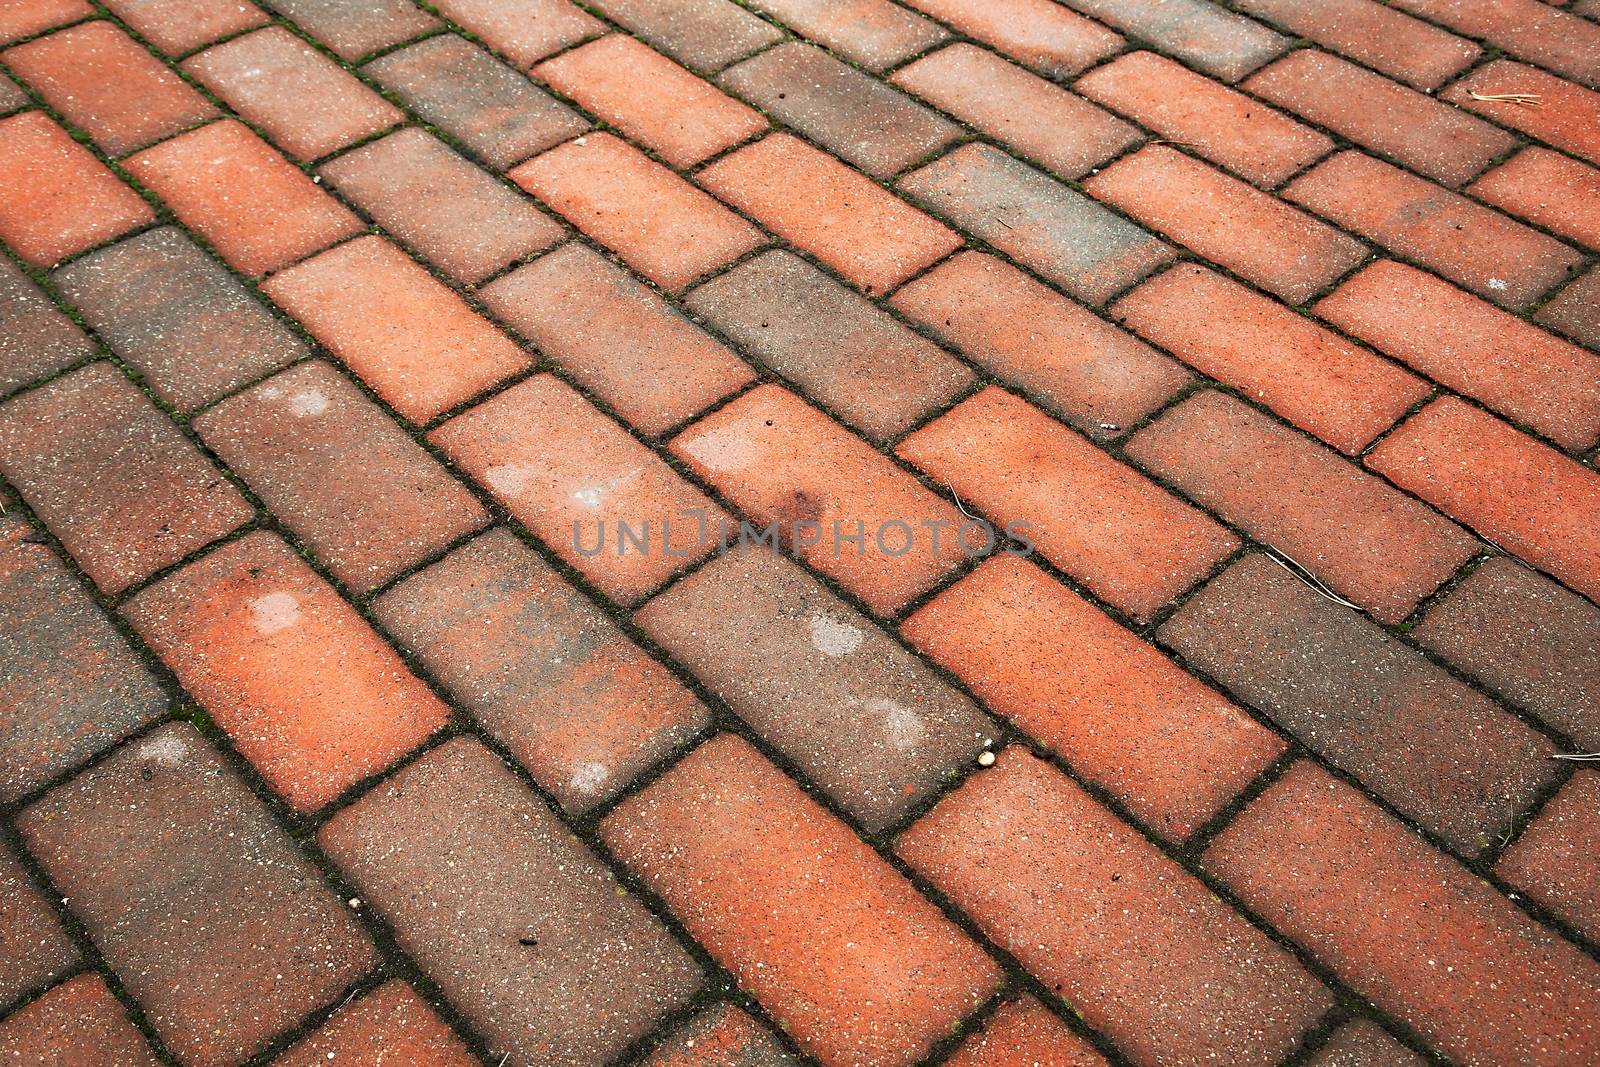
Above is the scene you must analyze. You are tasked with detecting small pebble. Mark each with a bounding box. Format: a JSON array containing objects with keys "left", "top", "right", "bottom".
[{"left": 977, "top": 751, "right": 996, "bottom": 767}]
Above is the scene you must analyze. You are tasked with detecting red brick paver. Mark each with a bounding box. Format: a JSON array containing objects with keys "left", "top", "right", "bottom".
[
  {"left": 602, "top": 734, "right": 1002, "bottom": 1067},
  {"left": 512, "top": 132, "right": 763, "bottom": 291},
  {"left": 898, "top": 748, "right": 1332, "bottom": 1067},
  {"left": 1205, "top": 760, "right": 1600, "bottom": 1066},
  {"left": 3, "top": 21, "right": 216, "bottom": 156},
  {"left": 903, "top": 554, "right": 1282, "bottom": 839},
  {"left": 261, "top": 235, "right": 530, "bottom": 423},
  {"left": 122, "top": 532, "right": 450, "bottom": 811},
  {"left": 899, "top": 386, "right": 1238, "bottom": 621},
  {"left": 125, "top": 120, "right": 362, "bottom": 277},
  {"left": 0, "top": 112, "right": 154, "bottom": 268},
  {"left": 3, "top": 4, "right": 1599, "bottom": 1063}
]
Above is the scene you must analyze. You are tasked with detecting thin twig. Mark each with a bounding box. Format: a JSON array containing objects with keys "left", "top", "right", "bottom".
[
  {"left": 1549, "top": 752, "right": 1600, "bottom": 761},
  {"left": 1468, "top": 90, "right": 1541, "bottom": 107},
  {"left": 947, "top": 481, "right": 978, "bottom": 521},
  {"left": 1265, "top": 549, "right": 1361, "bottom": 610}
]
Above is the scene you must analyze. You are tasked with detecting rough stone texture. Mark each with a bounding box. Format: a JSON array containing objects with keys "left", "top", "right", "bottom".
[
  {"left": 0, "top": 256, "right": 91, "bottom": 404},
  {"left": 273, "top": 981, "right": 477, "bottom": 1067},
  {"left": 0, "top": 842, "right": 77, "bottom": 1006},
  {"left": 0, "top": 974, "right": 159, "bottom": 1066}
]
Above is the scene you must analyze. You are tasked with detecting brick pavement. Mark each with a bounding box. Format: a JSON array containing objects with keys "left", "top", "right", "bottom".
[{"left": 0, "top": 0, "right": 1596, "bottom": 1063}]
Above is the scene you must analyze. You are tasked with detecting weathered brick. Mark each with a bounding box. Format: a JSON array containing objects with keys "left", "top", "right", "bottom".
[
  {"left": 0, "top": 0, "right": 90, "bottom": 44},
  {"left": 1366, "top": 397, "right": 1600, "bottom": 602},
  {"left": 635, "top": 548, "right": 994, "bottom": 829},
  {"left": 601, "top": 734, "right": 1002, "bottom": 1066},
  {"left": 0, "top": 842, "right": 75, "bottom": 1005},
  {"left": 0, "top": 362, "right": 251, "bottom": 594},
  {"left": 697, "top": 133, "right": 961, "bottom": 294},
  {"left": 101, "top": 0, "right": 267, "bottom": 55},
  {"left": 274, "top": 981, "right": 477, "bottom": 1067},
  {"left": 587, "top": 0, "right": 781, "bottom": 71},
  {"left": 429, "top": 0, "right": 601, "bottom": 67},
  {"left": 0, "top": 71, "right": 24, "bottom": 113},
  {"left": 1086, "top": 147, "right": 1367, "bottom": 305},
  {"left": 721, "top": 42, "right": 960, "bottom": 179},
  {"left": 0, "top": 256, "right": 92, "bottom": 395},
  {"left": 3, "top": 21, "right": 216, "bottom": 155},
  {"left": 903, "top": 143, "right": 1173, "bottom": 305},
  {"left": 0, "top": 516, "right": 166, "bottom": 804},
  {"left": 746, "top": 0, "right": 947, "bottom": 70},
  {"left": 481, "top": 243, "right": 752, "bottom": 436},
  {"left": 195, "top": 361, "right": 489, "bottom": 592},
  {"left": 903, "top": 555, "right": 1283, "bottom": 839},
  {"left": 893, "top": 44, "right": 1139, "bottom": 181},
  {"left": 1497, "top": 770, "right": 1600, "bottom": 944},
  {"left": 183, "top": 27, "right": 401, "bottom": 161},
  {"left": 124, "top": 120, "right": 362, "bottom": 276},
  {"left": 898, "top": 387, "right": 1238, "bottom": 620},
  {"left": 1075, "top": 51, "right": 1329, "bottom": 187},
  {"left": 1388, "top": 0, "right": 1600, "bottom": 88},
  {"left": 1244, "top": 49, "right": 1514, "bottom": 187},
  {"left": 1058, "top": 0, "right": 1287, "bottom": 81},
  {"left": 670, "top": 384, "right": 968, "bottom": 613},
  {"left": 683, "top": 250, "right": 974, "bottom": 441},
  {"left": 645, "top": 1004, "right": 797, "bottom": 1066},
  {"left": 891, "top": 251, "right": 1191, "bottom": 439},
  {"left": 265, "top": 0, "right": 438, "bottom": 60},
  {"left": 430, "top": 373, "right": 726, "bottom": 603},
  {"left": 1469, "top": 147, "right": 1600, "bottom": 252},
  {"left": 510, "top": 132, "right": 763, "bottom": 291},
  {"left": 898, "top": 748, "right": 1331, "bottom": 1067},
  {"left": 1303, "top": 1020, "right": 1427, "bottom": 1067},
  {"left": 536, "top": 35, "right": 765, "bottom": 168},
  {"left": 1203, "top": 760, "right": 1600, "bottom": 1067},
  {"left": 0, "top": 974, "right": 157, "bottom": 1066},
  {"left": 1444, "top": 62, "right": 1600, "bottom": 166},
  {"left": 1413, "top": 558, "right": 1600, "bottom": 748},
  {"left": 1537, "top": 268, "right": 1600, "bottom": 350},
  {"left": 1159, "top": 553, "right": 1558, "bottom": 854},
  {"left": 944, "top": 998, "right": 1106, "bottom": 1067},
  {"left": 19, "top": 724, "right": 376, "bottom": 1065},
  {"left": 317, "top": 127, "right": 562, "bottom": 283},
  {"left": 1285, "top": 151, "right": 1583, "bottom": 309},
  {"left": 319, "top": 737, "right": 701, "bottom": 1066},
  {"left": 1128, "top": 391, "right": 1477, "bottom": 622},
  {"left": 260, "top": 235, "right": 530, "bottom": 423},
  {"left": 898, "top": 0, "right": 1121, "bottom": 79},
  {"left": 372, "top": 527, "right": 710, "bottom": 811},
  {"left": 53, "top": 226, "right": 307, "bottom": 412},
  {"left": 1315, "top": 259, "right": 1600, "bottom": 450},
  {"left": 122, "top": 532, "right": 450, "bottom": 811},
  {"left": 362, "top": 34, "right": 587, "bottom": 171},
  {"left": 0, "top": 112, "right": 153, "bottom": 268},
  {"left": 1238, "top": 0, "right": 1479, "bottom": 90},
  {"left": 1113, "top": 264, "right": 1425, "bottom": 453}
]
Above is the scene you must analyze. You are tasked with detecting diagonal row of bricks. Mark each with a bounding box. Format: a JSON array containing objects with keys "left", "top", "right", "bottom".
[{"left": 0, "top": 0, "right": 1598, "bottom": 1062}]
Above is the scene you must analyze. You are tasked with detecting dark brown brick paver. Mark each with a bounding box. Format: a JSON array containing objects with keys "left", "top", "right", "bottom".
[
  {"left": 2, "top": 3, "right": 1599, "bottom": 1062},
  {"left": 19, "top": 724, "right": 376, "bottom": 1064},
  {"left": 319, "top": 737, "right": 700, "bottom": 1066}
]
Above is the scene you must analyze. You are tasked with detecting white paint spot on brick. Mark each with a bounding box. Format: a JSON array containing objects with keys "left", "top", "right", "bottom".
[
  {"left": 138, "top": 731, "right": 190, "bottom": 766},
  {"left": 250, "top": 590, "right": 301, "bottom": 634},
  {"left": 287, "top": 388, "right": 329, "bottom": 417},
  {"left": 678, "top": 425, "right": 758, "bottom": 472},
  {"left": 868, "top": 698, "right": 924, "bottom": 750},
  {"left": 569, "top": 761, "right": 610, "bottom": 797},
  {"left": 808, "top": 612, "right": 863, "bottom": 657},
  {"left": 484, "top": 463, "right": 534, "bottom": 497}
]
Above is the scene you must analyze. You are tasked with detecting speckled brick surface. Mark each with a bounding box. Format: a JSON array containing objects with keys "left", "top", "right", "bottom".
[{"left": 0, "top": 1, "right": 1596, "bottom": 1062}]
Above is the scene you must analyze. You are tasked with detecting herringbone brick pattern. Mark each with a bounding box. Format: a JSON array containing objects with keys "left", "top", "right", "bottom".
[{"left": 0, "top": 0, "right": 1597, "bottom": 1063}]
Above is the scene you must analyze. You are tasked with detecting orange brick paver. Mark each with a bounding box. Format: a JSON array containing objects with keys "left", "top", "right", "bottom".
[{"left": 1, "top": 4, "right": 1597, "bottom": 1065}]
